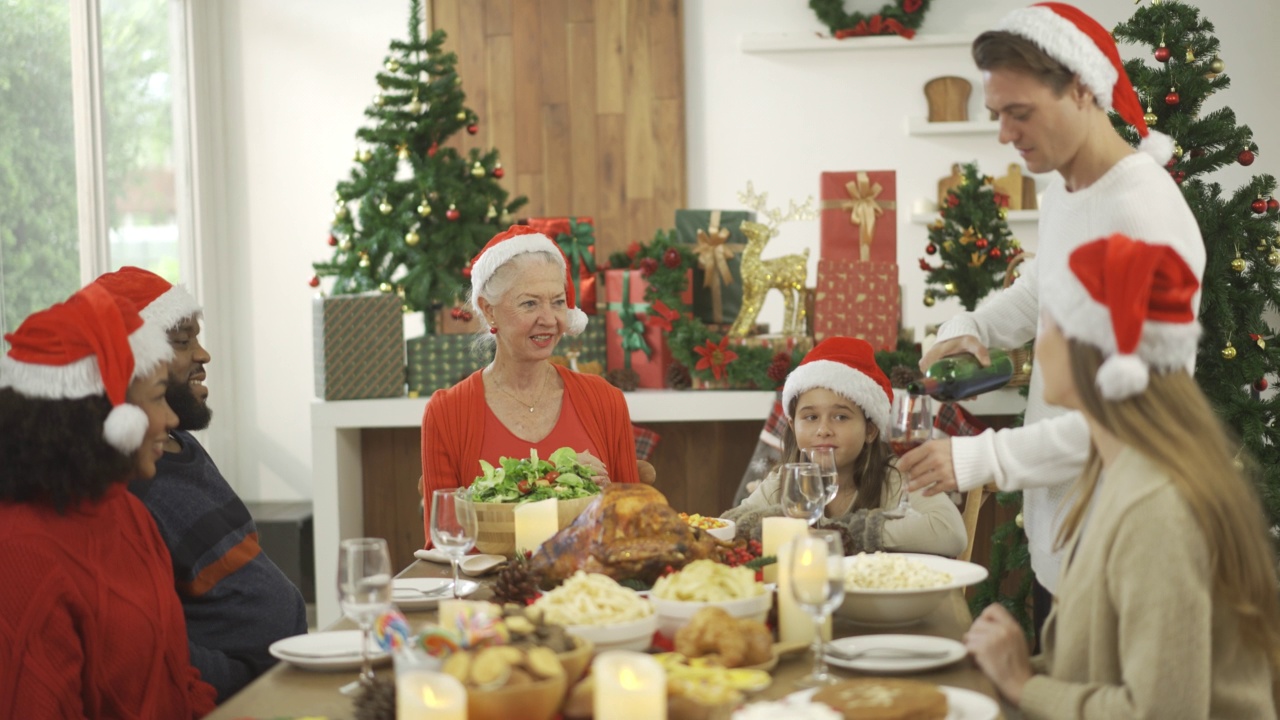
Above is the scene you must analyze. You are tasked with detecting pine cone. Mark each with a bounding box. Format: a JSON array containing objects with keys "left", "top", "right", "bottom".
[
  {"left": 493, "top": 553, "right": 542, "bottom": 605},
  {"left": 604, "top": 368, "right": 640, "bottom": 392},
  {"left": 667, "top": 363, "right": 692, "bottom": 390},
  {"left": 890, "top": 364, "right": 922, "bottom": 389},
  {"left": 353, "top": 676, "right": 395, "bottom": 720},
  {"left": 766, "top": 352, "right": 791, "bottom": 387}
]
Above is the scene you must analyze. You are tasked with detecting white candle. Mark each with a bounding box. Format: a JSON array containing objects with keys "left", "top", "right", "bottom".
[
  {"left": 593, "top": 651, "right": 666, "bottom": 720},
  {"left": 397, "top": 670, "right": 466, "bottom": 720},
  {"left": 777, "top": 539, "right": 833, "bottom": 645},
  {"left": 761, "top": 517, "right": 807, "bottom": 583},
  {"left": 514, "top": 498, "right": 559, "bottom": 554}
]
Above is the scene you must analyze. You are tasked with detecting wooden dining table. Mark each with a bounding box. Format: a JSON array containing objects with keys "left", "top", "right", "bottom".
[{"left": 206, "top": 560, "right": 1013, "bottom": 720}]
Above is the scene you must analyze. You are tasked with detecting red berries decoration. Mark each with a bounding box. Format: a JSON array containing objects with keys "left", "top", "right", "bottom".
[
  {"left": 461, "top": 264, "right": 472, "bottom": 279},
  {"left": 946, "top": 193, "right": 959, "bottom": 207},
  {"left": 1173, "top": 170, "right": 1187, "bottom": 185},
  {"left": 925, "top": 243, "right": 937, "bottom": 255},
  {"left": 450, "top": 307, "right": 474, "bottom": 321},
  {"left": 467, "top": 124, "right": 478, "bottom": 135},
  {"left": 975, "top": 238, "right": 989, "bottom": 250},
  {"left": 662, "top": 247, "right": 682, "bottom": 269},
  {"left": 639, "top": 257, "right": 659, "bottom": 278},
  {"left": 308, "top": 275, "right": 320, "bottom": 288},
  {"left": 1239, "top": 149, "right": 1256, "bottom": 166},
  {"left": 918, "top": 258, "right": 932, "bottom": 271},
  {"left": 1154, "top": 45, "right": 1171, "bottom": 63},
  {"left": 1252, "top": 198, "right": 1268, "bottom": 214},
  {"left": 427, "top": 142, "right": 439, "bottom": 157}
]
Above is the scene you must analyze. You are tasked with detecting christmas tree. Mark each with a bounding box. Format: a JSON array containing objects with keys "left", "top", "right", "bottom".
[
  {"left": 1114, "top": 2, "right": 1280, "bottom": 532},
  {"left": 919, "top": 162, "right": 1024, "bottom": 311},
  {"left": 312, "top": 0, "right": 526, "bottom": 317}
]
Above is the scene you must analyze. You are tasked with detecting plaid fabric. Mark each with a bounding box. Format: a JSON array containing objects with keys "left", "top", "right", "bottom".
[
  {"left": 633, "top": 424, "right": 661, "bottom": 462},
  {"left": 759, "top": 395, "right": 787, "bottom": 450},
  {"left": 732, "top": 392, "right": 787, "bottom": 505},
  {"left": 934, "top": 402, "right": 990, "bottom": 437}
]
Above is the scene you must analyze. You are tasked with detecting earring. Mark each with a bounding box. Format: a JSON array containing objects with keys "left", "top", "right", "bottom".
[{"left": 489, "top": 326, "right": 498, "bottom": 334}]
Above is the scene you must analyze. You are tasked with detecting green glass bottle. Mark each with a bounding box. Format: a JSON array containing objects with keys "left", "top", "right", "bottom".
[{"left": 907, "top": 348, "right": 1015, "bottom": 401}]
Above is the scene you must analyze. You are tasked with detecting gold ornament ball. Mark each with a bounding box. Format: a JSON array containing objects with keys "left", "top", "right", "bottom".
[
  {"left": 1010, "top": 238, "right": 1022, "bottom": 250},
  {"left": 1185, "top": 48, "right": 1195, "bottom": 62},
  {"left": 333, "top": 203, "right": 348, "bottom": 220},
  {"left": 923, "top": 293, "right": 936, "bottom": 307},
  {"left": 374, "top": 93, "right": 386, "bottom": 107},
  {"left": 486, "top": 204, "right": 498, "bottom": 220},
  {"left": 417, "top": 201, "right": 432, "bottom": 217},
  {"left": 470, "top": 162, "right": 486, "bottom": 178},
  {"left": 455, "top": 111, "right": 467, "bottom": 121},
  {"left": 1210, "top": 55, "right": 1225, "bottom": 73},
  {"left": 385, "top": 58, "right": 400, "bottom": 72},
  {"left": 1144, "top": 110, "right": 1158, "bottom": 126},
  {"left": 1231, "top": 257, "right": 1247, "bottom": 273},
  {"left": 1173, "top": 143, "right": 1184, "bottom": 159},
  {"left": 358, "top": 149, "right": 372, "bottom": 163},
  {"left": 1269, "top": 250, "right": 1280, "bottom": 267},
  {"left": 339, "top": 240, "right": 352, "bottom": 252},
  {"left": 379, "top": 282, "right": 393, "bottom": 293},
  {"left": 1222, "top": 343, "right": 1237, "bottom": 360},
  {"left": 397, "top": 145, "right": 409, "bottom": 160},
  {"left": 405, "top": 230, "right": 420, "bottom": 246},
  {"left": 359, "top": 254, "right": 371, "bottom": 268},
  {"left": 943, "top": 282, "right": 957, "bottom": 295},
  {"left": 408, "top": 98, "right": 423, "bottom": 114},
  {"left": 1015, "top": 512, "right": 1024, "bottom": 529},
  {"left": 998, "top": 208, "right": 1008, "bottom": 220},
  {"left": 379, "top": 200, "right": 393, "bottom": 215}
]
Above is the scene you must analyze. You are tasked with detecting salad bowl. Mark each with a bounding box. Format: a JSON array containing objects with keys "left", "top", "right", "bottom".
[{"left": 468, "top": 448, "right": 603, "bottom": 557}]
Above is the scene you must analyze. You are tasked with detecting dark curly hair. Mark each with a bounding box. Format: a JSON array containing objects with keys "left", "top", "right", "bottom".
[{"left": 0, "top": 388, "right": 134, "bottom": 513}]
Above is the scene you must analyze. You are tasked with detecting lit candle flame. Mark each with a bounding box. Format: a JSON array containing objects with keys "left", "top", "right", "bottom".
[
  {"left": 422, "top": 685, "right": 442, "bottom": 708},
  {"left": 619, "top": 665, "right": 642, "bottom": 691},
  {"left": 800, "top": 547, "right": 815, "bottom": 566}
]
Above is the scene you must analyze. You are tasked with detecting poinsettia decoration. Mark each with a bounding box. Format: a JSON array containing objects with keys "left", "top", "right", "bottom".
[{"left": 693, "top": 336, "right": 739, "bottom": 381}]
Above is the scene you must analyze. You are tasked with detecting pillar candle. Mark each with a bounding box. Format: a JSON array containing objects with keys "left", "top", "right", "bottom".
[
  {"left": 593, "top": 651, "right": 666, "bottom": 720},
  {"left": 514, "top": 498, "right": 559, "bottom": 554},
  {"left": 778, "top": 538, "right": 833, "bottom": 645},
  {"left": 761, "top": 517, "right": 807, "bottom": 584},
  {"left": 396, "top": 670, "right": 466, "bottom": 720}
]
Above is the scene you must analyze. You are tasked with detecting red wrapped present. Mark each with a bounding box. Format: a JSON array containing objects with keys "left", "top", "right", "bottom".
[
  {"left": 813, "top": 259, "right": 900, "bottom": 351},
  {"left": 601, "top": 268, "right": 692, "bottom": 389},
  {"left": 517, "top": 216, "right": 599, "bottom": 314},
  {"left": 820, "top": 171, "right": 897, "bottom": 263}
]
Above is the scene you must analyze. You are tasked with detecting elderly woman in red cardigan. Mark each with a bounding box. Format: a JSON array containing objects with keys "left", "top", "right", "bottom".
[{"left": 420, "top": 226, "right": 639, "bottom": 544}]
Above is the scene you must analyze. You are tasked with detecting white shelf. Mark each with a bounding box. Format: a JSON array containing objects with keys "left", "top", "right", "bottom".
[
  {"left": 911, "top": 210, "right": 1039, "bottom": 224},
  {"left": 740, "top": 32, "right": 972, "bottom": 54},
  {"left": 906, "top": 117, "right": 998, "bottom": 136}
]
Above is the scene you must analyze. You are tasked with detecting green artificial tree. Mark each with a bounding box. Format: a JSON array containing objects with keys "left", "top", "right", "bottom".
[
  {"left": 312, "top": 0, "right": 525, "bottom": 318},
  {"left": 919, "top": 162, "right": 1024, "bottom": 311},
  {"left": 1114, "top": 2, "right": 1280, "bottom": 533}
]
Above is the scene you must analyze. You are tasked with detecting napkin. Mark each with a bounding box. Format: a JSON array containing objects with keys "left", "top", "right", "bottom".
[{"left": 413, "top": 549, "right": 506, "bottom": 576}]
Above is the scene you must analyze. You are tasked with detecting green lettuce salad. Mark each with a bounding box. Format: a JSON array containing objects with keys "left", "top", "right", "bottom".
[{"left": 469, "top": 447, "right": 602, "bottom": 503}]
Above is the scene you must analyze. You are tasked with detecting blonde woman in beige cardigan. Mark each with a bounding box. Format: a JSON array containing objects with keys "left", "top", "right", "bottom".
[{"left": 965, "top": 234, "right": 1280, "bottom": 718}]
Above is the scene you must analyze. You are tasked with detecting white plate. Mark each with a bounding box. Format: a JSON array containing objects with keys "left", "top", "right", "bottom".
[
  {"left": 393, "top": 577, "right": 478, "bottom": 610},
  {"left": 789, "top": 685, "right": 998, "bottom": 720},
  {"left": 413, "top": 549, "right": 507, "bottom": 576},
  {"left": 269, "top": 630, "right": 391, "bottom": 672},
  {"left": 823, "top": 634, "right": 965, "bottom": 673}
]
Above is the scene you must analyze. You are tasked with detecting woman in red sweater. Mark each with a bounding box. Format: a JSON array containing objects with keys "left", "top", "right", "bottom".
[
  {"left": 0, "top": 285, "right": 217, "bottom": 719},
  {"left": 421, "top": 226, "right": 639, "bottom": 540}
]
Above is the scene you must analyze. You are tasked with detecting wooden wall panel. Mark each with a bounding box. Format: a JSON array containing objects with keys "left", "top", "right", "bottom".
[{"left": 432, "top": 0, "right": 686, "bottom": 256}]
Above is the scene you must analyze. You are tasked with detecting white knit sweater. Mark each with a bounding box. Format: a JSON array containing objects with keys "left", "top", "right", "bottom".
[{"left": 937, "top": 153, "right": 1205, "bottom": 591}]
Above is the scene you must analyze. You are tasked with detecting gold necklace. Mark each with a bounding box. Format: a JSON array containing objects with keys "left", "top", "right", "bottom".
[{"left": 494, "top": 369, "right": 548, "bottom": 413}]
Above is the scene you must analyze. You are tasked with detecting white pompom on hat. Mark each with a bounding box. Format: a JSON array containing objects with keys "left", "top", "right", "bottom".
[
  {"left": 1042, "top": 233, "right": 1201, "bottom": 400},
  {"left": 782, "top": 337, "right": 894, "bottom": 436},
  {"left": 467, "top": 225, "right": 589, "bottom": 335},
  {"left": 0, "top": 284, "right": 173, "bottom": 453},
  {"left": 994, "top": 2, "right": 1174, "bottom": 164},
  {"left": 93, "top": 266, "right": 202, "bottom": 332}
]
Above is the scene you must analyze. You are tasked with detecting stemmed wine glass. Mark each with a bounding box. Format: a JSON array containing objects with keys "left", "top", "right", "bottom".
[
  {"left": 788, "top": 529, "right": 846, "bottom": 687},
  {"left": 781, "top": 462, "right": 825, "bottom": 526},
  {"left": 889, "top": 391, "right": 934, "bottom": 517},
  {"left": 337, "top": 537, "right": 393, "bottom": 694},
  {"left": 430, "top": 488, "right": 478, "bottom": 599},
  {"left": 804, "top": 447, "right": 839, "bottom": 507}
]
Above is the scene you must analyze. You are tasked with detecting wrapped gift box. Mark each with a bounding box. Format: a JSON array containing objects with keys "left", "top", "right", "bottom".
[
  {"left": 313, "top": 293, "right": 405, "bottom": 400},
  {"left": 674, "top": 209, "right": 755, "bottom": 324},
  {"left": 729, "top": 334, "right": 814, "bottom": 356},
  {"left": 813, "top": 259, "right": 901, "bottom": 351},
  {"left": 563, "top": 317, "right": 608, "bottom": 368},
  {"left": 601, "top": 268, "right": 692, "bottom": 389},
  {"left": 405, "top": 334, "right": 493, "bottom": 397},
  {"left": 820, "top": 171, "right": 897, "bottom": 263},
  {"left": 517, "top": 216, "right": 599, "bottom": 314}
]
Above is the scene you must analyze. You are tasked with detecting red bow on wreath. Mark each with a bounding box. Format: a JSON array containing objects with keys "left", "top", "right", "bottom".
[
  {"left": 835, "top": 15, "right": 915, "bottom": 39},
  {"left": 644, "top": 300, "right": 681, "bottom": 333}
]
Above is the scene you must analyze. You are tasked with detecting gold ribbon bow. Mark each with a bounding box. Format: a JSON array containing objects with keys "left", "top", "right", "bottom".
[
  {"left": 692, "top": 210, "right": 745, "bottom": 322},
  {"left": 821, "top": 172, "right": 897, "bottom": 261}
]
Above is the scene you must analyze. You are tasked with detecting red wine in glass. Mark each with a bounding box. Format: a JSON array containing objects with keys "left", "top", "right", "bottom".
[{"left": 889, "top": 438, "right": 925, "bottom": 457}]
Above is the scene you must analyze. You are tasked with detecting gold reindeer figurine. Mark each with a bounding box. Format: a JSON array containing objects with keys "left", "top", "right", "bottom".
[{"left": 728, "top": 183, "right": 816, "bottom": 338}]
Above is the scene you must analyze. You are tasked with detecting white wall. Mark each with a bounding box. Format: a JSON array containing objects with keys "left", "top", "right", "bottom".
[{"left": 213, "top": 0, "right": 1280, "bottom": 500}]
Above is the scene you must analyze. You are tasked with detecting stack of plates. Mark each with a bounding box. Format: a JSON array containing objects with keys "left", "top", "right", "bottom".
[{"left": 268, "top": 631, "right": 391, "bottom": 671}]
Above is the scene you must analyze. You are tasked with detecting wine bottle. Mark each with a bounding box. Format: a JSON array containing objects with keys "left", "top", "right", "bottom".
[{"left": 907, "top": 348, "right": 1014, "bottom": 401}]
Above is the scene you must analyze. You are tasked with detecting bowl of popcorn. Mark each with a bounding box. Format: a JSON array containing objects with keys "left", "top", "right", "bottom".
[
  {"left": 679, "top": 512, "right": 737, "bottom": 542},
  {"left": 530, "top": 571, "right": 657, "bottom": 654},
  {"left": 836, "top": 552, "right": 988, "bottom": 626},
  {"left": 647, "top": 560, "right": 772, "bottom": 639}
]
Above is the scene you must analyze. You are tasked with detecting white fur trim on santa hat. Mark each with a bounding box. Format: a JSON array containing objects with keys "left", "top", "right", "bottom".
[
  {"left": 1095, "top": 354, "right": 1150, "bottom": 400},
  {"left": 138, "top": 284, "right": 202, "bottom": 332},
  {"left": 995, "top": 6, "right": 1118, "bottom": 110},
  {"left": 0, "top": 322, "right": 173, "bottom": 400},
  {"left": 104, "top": 403, "right": 149, "bottom": 453},
  {"left": 129, "top": 321, "right": 175, "bottom": 378},
  {"left": 567, "top": 308, "right": 588, "bottom": 336},
  {"left": 469, "top": 232, "right": 588, "bottom": 337},
  {"left": 782, "top": 360, "right": 891, "bottom": 437},
  {"left": 1138, "top": 130, "right": 1176, "bottom": 166}
]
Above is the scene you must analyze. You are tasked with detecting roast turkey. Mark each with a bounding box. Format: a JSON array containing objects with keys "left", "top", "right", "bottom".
[{"left": 528, "top": 483, "right": 722, "bottom": 587}]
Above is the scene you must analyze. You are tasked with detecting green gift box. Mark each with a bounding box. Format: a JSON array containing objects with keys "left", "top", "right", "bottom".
[
  {"left": 406, "top": 335, "right": 494, "bottom": 397},
  {"left": 563, "top": 315, "right": 608, "bottom": 367},
  {"left": 313, "top": 293, "right": 406, "bottom": 401},
  {"left": 674, "top": 209, "right": 756, "bottom": 325}
]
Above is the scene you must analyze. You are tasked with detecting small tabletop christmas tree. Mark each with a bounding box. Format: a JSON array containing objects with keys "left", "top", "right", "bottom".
[
  {"left": 919, "top": 162, "right": 1023, "bottom": 311},
  {"left": 312, "top": 0, "right": 526, "bottom": 318},
  {"left": 1115, "top": 1, "right": 1280, "bottom": 532}
]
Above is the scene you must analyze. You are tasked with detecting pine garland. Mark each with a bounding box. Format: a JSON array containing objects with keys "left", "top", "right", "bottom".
[{"left": 809, "top": 0, "right": 934, "bottom": 39}]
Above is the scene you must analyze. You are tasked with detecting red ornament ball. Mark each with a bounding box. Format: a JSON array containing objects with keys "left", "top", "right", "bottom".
[
  {"left": 308, "top": 275, "right": 320, "bottom": 288},
  {"left": 925, "top": 243, "right": 937, "bottom": 255},
  {"left": 1189, "top": 147, "right": 1206, "bottom": 158},
  {"left": 427, "top": 142, "right": 439, "bottom": 157},
  {"left": 1256, "top": 378, "right": 1269, "bottom": 392},
  {"left": 662, "top": 247, "right": 682, "bottom": 269},
  {"left": 1252, "top": 198, "right": 1268, "bottom": 214},
  {"left": 1268, "top": 197, "right": 1280, "bottom": 213},
  {"left": 946, "top": 194, "right": 959, "bottom": 207},
  {"left": 975, "top": 238, "right": 989, "bottom": 250},
  {"left": 1239, "top": 149, "right": 1256, "bottom": 166},
  {"left": 1154, "top": 46, "right": 1171, "bottom": 63},
  {"left": 450, "top": 307, "right": 462, "bottom": 319},
  {"left": 466, "top": 124, "right": 478, "bottom": 135},
  {"left": 989, "top": 247, "right": 1003, "bottom": 259},
  {"left": 1164, "top": 91, "right": 1180, "bottom": 106},
  {"left": 639, "top": 257, "right": 659, "bottom": 278},
  {"left": 461, "top": 265, "right": 472, "bottom": 279},
  {"left": 493, "top": 167, "right": 505, "bottom": 179},
  {"left": 446, "top": 207, "right": 461, "bottom": 221},
  {"left": 327, "top": 234, "right": 338, "bottom": 247}
]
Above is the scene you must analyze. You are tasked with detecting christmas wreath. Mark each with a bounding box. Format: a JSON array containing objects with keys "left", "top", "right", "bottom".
[{"left": 809, "top": 0, "right": 934, "bottom": 40}]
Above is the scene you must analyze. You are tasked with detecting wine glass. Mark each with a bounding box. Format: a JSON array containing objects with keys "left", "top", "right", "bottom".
[
  {"left": 889, "top": 391, "right": 934, "bottom": 517},
  {"left": 337, "top": 537, "right": 392, "bottom": 693},
  {"left": 788, "top": 529, "right": 846, "bottom": 687},
  {"left": 804, "top": 447, "right": 839, "bottom": 506},
  {"left": 781, "top": 462, "right": 825, "bottom": 526},
  {"left": 430, "top": 489, "right": 478, "bottom": 598}
]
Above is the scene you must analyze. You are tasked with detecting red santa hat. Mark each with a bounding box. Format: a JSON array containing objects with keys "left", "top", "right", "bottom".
[
  {"left": 0, "top": 284, "right": 173, "bottom": 453},
  {"left": 467, "top": 225, "right": 589, "bottom": 335},
  {"left": 1043, "top": 233, "right": 1200, "bottom": 400},
  {"left": 994, "top": 2, "right": 1175, "bottom": 164},
  {"left": 782, "top": 337, "right": 894, "bottom": 436},
  {"left": 92, "top": 266, "right": 201, "bottom": 332}
]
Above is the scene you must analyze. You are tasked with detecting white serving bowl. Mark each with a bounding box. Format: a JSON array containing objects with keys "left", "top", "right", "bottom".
[
  {"left": 565, "top": 614, "right": 657, "bottom": 654},
  {"left": 704, "top": 517, "right": 736, "bottom": 542},
  {"left": 648, "top": 590, "right": 772, "bottom": 639},
  {"left": 836, "top": 553, "right": 988, "bottom": 627}
]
